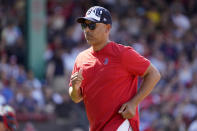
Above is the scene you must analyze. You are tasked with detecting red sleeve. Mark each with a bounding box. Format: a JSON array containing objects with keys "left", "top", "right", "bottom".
[
  {"left": 121, "top": 46, "right": 150, "bottom": 76},
  {"left": 69, "top": 61, "right": 78, "bottom": 87}
]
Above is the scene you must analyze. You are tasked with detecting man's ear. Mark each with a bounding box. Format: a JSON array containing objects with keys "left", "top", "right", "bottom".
[{"left": 106, "top": 24, "right": 111, "bottom": 33}]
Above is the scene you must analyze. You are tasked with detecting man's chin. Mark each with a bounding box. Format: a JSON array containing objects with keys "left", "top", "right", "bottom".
[{"left": 87, "top": 40, "right": 96, "bottom": 45}]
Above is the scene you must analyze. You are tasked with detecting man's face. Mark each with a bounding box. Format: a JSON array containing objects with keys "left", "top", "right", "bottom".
[{"left": 81, "top": 20, "right": 110, "bottom": 45}]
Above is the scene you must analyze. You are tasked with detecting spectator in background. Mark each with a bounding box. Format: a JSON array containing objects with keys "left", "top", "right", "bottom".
[
  {"left": 46, "top": 49, "right": 66, "bottom": 93},
  {"left": 171, "top": 2, "right": 190, "bottom": 38},
  {"left": 25, "top": 70, "right": 44, "bottom": 108},
  {"left": 1, "top": 20, "right": 22, "bottom": 48}
]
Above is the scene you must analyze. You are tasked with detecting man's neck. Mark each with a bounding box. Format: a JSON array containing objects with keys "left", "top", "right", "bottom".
[{"left": 92, "top": 40, "right": 110, "bottom": 51}]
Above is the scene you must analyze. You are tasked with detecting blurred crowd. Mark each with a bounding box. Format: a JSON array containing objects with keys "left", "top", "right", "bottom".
[{"left": 0, "top": 0, "right": 197, "bottom": 130}]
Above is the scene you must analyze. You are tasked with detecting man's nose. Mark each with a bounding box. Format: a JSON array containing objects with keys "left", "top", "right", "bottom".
[{"left": 84, "top": 27, "right": 91, "bottom": 33}]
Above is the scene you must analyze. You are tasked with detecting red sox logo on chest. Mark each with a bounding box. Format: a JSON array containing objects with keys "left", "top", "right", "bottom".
[{"left": 104, "top": 58, "right": 109, "bottom": 65}]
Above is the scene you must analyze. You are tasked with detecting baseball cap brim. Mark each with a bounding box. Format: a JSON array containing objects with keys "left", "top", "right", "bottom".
[{"left": 76, "top": 17, "right": 99, "bottom": 23}]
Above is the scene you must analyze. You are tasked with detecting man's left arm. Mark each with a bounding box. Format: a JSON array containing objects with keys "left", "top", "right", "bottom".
[{"left": 119, "top": 63, "right": 161, "bottom": 119}]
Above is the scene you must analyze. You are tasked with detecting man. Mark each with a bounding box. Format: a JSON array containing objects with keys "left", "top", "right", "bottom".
[
  {"left": 0, "top": 105, "right": 17, "bottom": 131},
  {"left": 69, "top": 6, "right": 161, "bottom": 131}
]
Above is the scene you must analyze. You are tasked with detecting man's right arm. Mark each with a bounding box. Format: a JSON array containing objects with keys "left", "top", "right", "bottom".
[{"left": 69, "top": 69, "right": 83, "bottom": 103}]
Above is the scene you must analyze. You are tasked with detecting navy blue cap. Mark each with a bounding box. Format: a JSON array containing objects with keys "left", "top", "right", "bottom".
[{"left": 77, "top": 6, "right": 112, "bottom": 25}]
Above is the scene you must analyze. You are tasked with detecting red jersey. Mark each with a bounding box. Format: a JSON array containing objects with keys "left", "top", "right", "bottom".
[{"left": 70, "top": 42, "right": 150, "bottom": 131}]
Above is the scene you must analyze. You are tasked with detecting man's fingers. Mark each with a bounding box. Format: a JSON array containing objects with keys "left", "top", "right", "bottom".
[
  {"left": 71, "top": 69, "right": 84, "bottom": 80},
  {"left": 71, "top": 76, "right": 83, "bottom": 82},
  {"left": 122, "top": 109, "right": 129, "bottom": 119},
  {"left": 78, "top": 68, "right": 84, "bottom": 79},
  {"left": 122, "top": 108, "right": 135, "bottom": 119},
  {"left": 71, "top": 74, "right": 77, "bottom": 80},
  {"left": 71, "top": 69, "right": 83, "bottom": 79},
  {"left": 71, "top": 72, "right": 78, "bottom": 79},
  {"left": 118, "top": 104, "right": 127, "bottom": 114}
]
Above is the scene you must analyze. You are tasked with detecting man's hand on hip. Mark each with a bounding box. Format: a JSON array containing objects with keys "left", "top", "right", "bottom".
[{"left": 118, "top": 101, "right": 137, "bottom": 119}]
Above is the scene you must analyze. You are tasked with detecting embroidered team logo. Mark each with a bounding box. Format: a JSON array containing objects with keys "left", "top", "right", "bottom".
[
  {"left": 86, "top": 6, "right": 103, "bottom": 21},
  {"left": 104, "top": 58, "right": 109, "bottom": 65}
]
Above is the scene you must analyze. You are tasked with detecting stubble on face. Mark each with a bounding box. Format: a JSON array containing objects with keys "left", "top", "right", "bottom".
[{"left": 84, "top": 22, "right": 108, "bottom": 46}]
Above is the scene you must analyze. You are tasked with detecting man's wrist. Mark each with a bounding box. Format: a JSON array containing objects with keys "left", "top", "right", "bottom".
[{"left": 128, "top": 98, "right": 139, "bottom": 107}]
